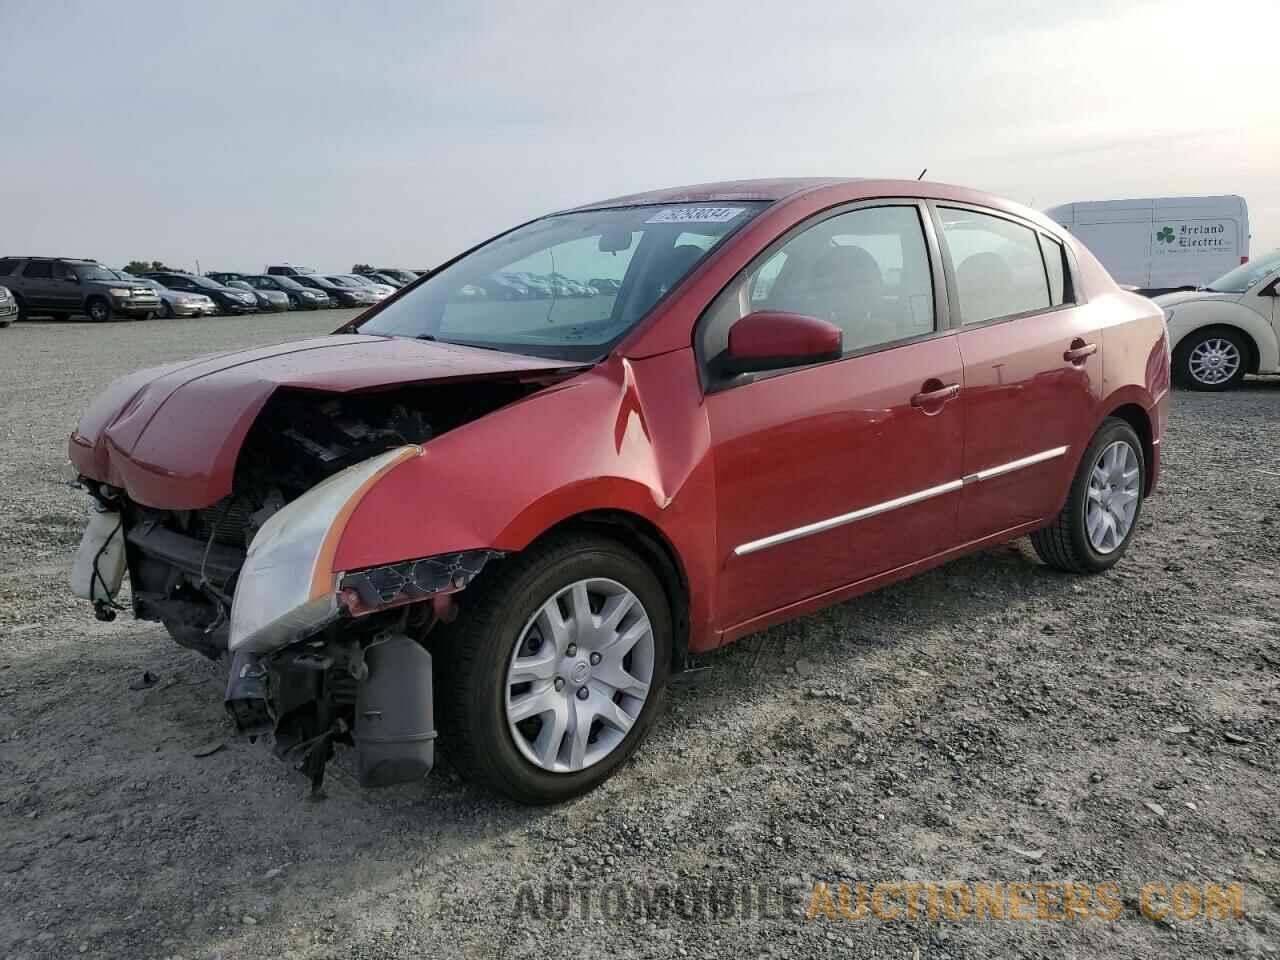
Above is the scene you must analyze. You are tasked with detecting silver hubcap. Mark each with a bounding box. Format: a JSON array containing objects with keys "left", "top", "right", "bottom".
[
  {"left": 1086, "top": 440, "right": 1140, "bottom": 554},
  {"left": 505, "top": 578, "right": 654, "bottom": 773},
  {"left": 1188, "top": 337, "right": 1240, "bottom": 385}
]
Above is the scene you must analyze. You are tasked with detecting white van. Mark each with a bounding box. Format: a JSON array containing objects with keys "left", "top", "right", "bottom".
[{"left": 1043, "top": 196, "right": 1249, "bottom": 295}]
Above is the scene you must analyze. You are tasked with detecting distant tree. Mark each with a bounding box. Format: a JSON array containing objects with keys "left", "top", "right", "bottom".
[
  {"left": 122, "top": 259, "right": 177, "bottom": 275},
  {"left": 351, "top": 263, "right": 375, "bottom": 274}
]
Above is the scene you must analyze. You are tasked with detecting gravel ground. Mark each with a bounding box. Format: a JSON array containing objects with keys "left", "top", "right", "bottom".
[{"left": 0, "top": 313, "right": 1277, "bottom": 960}]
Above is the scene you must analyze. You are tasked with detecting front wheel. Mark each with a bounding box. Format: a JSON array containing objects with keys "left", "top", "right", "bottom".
[
  {"left": 86, "top": 297, "right": 112, "bottom": 323},
  {"left": 1031, "top": 418, "right": 1145, "bottom": 574},
  {"left": 1173, "top": 328, "right": 1247, "bottom": 391},
  {"left": 435, "top": 533, "right": 672, "bottom": 804}
]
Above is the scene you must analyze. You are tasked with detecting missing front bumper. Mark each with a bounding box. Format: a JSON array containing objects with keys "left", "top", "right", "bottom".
[{"left": 225, "top": 633, "right": 436, "bottom": 790}]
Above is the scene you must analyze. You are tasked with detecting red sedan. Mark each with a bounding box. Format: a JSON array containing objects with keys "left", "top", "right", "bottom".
[{"left": 68, "top": 179, "right": 1170, "bottom": 802}]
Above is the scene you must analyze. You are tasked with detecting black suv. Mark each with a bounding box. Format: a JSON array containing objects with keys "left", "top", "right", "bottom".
[
  {"left": 0, "top": 257, "right": 161, "bottom": 322},
  {"left": 141, "top": 272, "right": 259, "bottom": 315}
]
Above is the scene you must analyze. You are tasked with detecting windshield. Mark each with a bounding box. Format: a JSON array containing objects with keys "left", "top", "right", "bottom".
[
  {"left": 267, "top": 276, "right": 305, "bottom": 290},
  {"left": 378, "top": 269, "right": 418, "bottom": 283},
  {"left": 189, "top": 276, "right": 228, "bottom": 290},
  {"left": 1205, "top": 251, "right": 1280, "bottom": 293},
  {"left": 358, "top": 202, "right": 767, "bottom": 361},
  {"left": 78, "top": 265, "right": 122, "bottom": 282}
]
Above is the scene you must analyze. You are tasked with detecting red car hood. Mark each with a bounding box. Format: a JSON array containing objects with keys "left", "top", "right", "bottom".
[{"left": 69, "top": 334, "right": 585, "bottom": 509}]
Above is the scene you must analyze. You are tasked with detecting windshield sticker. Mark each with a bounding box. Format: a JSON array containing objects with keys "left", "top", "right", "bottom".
[{"left": 645, "top": 206, "right": 746, "bottom": 225}]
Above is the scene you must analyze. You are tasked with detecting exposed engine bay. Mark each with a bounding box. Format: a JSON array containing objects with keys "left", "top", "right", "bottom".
[{"left": 78, "top": 376, "right": 549, "bottom": 793}]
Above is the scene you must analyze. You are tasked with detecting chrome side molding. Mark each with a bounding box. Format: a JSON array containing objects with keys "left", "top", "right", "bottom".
[
  {"left": 960, "top": 445, "right": 1068, "bottom": 486},
  {"left": 733, "top": 446, "right": 1070, "bottom": 557}
]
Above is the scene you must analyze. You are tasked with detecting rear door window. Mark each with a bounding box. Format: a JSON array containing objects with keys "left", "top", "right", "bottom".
[
  {"left": 939, "top": 208, "right": 1051, "bottom": 324},
  {"left": 22, "top": 262, "right": 53, "bottom": 279},
  {"left": 0, "top": 259, "right": 18, "bottom": 275}
]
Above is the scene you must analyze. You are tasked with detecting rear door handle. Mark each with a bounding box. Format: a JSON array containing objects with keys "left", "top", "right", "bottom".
[
  {"left": 910, "top": 383, "right": 960, "bottom": 407},
  {"left": 1064, "top": 340, "right": 1098, "bottom": 364}
]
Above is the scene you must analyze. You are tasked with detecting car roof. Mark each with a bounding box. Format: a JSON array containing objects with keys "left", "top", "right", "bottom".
[
  {"left": 557, "top": 178, "right": 1055, "bottom": 229},
  {"left": 4, "top": 256, "right": 99, "bottom": 263},
  {"left": 562, "top": 178, "right": 850, "bottom": 212}
]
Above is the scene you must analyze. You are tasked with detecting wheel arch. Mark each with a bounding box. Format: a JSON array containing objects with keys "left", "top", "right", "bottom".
[
  {"left": 1168, "top": 302, "right": 1274, "bottom": 373},
  {"left": 524, "top": 509, "right": 693, "bottom": 672},
  {"left": 1104, "top": 403, "right": 1155, "bottom": 494}
]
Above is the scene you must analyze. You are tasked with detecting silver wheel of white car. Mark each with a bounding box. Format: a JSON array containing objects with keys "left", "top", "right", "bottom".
[
  {"left": 505, "top": 577, "right": 655, "bottom": 773},
  {"left": 1175, "top": 328, "right": 1248, "bottom": 391},
  {"left": 1085, "top": 440, "right": 1140, "bottom": 554},
  {"left": 1188, "top": 337, "right": 1241, "bottom": 386}
]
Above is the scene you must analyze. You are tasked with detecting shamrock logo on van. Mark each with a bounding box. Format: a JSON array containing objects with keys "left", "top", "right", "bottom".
[{"left": 1156, "top": 226, "right": 1175, "bottom": 244}]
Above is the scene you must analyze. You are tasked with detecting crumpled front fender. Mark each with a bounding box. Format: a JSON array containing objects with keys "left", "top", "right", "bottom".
[{"left": 331, "top": 350, "right": 720, "bottom": 650}]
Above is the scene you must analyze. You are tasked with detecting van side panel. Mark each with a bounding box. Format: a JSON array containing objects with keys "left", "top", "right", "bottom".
[{"left": 1045, "top": 196, "right": 1249, "bottom": 292}]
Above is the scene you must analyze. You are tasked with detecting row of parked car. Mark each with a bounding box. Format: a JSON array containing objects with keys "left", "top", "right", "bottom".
[{"left": 0, "top": 258, "right": 424, "bottom": 323}]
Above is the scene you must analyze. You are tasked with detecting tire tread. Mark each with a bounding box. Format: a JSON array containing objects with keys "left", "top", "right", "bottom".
[{"left": 1031, "top": 416, "right": 1143, "bottom": 574}]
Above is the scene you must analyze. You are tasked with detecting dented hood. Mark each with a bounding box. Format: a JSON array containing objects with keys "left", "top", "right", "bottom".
[{"left": 69, "top": 334, "right": 585, "bottom": 509}]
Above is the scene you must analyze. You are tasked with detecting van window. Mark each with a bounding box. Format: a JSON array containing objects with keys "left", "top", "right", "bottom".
[
  {"left": 940, "top": 208, "right": 1051, "bottom": 324},
  {"left": 22, "top": 261, "right": 53, "bottom": 279},
  {"left": 0, "top": 259, "right": 17, "bottom": 275},
  {"left": 1039, "top": 234, "right": 1069, "bottom": 305}
]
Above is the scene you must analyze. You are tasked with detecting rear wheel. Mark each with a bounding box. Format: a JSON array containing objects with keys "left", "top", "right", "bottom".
[
  {"left": 1173, "top": 327, "right": 1247, "bottom": 391},
  {"left": 86, "top": 297, "right": 112, "bottom": 323},
  {"left": 435, "top": 533, "right": 672, "bottom": 804},
  {"left": 14, "top": 296, "right": 29, "bottom": 322},
  {"left": 1031, "top": 418, "right": 1145, "bottom": 574},
  {"left": 161, "top": 300, "right": 174, "bottom": 318}
]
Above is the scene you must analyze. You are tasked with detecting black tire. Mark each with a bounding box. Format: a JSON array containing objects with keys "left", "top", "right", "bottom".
[
  {"left": 1172, "top": 327, "right": 1248, "bottom": 391},
  {"left": 1031, "top": 417, "right": 1145, "bottom": 574},
  {"left": 0, "top": 320, "right": 10, "bottom": 329},
  {"left": 14, "top": 295, "right": 28, "bottom": 322},
  {"left": 434, "top": 532, "right": 672, "bottom": 804},
  {"left": 85, "top": 297, "right": 112, "bottom": 323},
  {"left": 161, "top": 300, "right": 174, "bottom": 319}
]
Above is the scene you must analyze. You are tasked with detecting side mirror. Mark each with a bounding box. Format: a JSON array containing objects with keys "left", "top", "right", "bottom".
[{"left": 725, "top": 311, "right": 842, "bottom": 373}]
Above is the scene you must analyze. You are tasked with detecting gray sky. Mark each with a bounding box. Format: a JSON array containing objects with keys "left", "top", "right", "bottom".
[{"left": 1, "top": 0, "right": 1274, "bottom": 273}]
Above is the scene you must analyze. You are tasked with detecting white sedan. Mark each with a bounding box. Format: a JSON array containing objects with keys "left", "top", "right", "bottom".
[{"left": 1157, "top": 251, "right": 1280, "bottom": 390}]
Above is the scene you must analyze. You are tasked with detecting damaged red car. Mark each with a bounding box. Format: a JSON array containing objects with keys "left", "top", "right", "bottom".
[{"left": 68, "top": 179, "right": 1170, "bottom": 803}]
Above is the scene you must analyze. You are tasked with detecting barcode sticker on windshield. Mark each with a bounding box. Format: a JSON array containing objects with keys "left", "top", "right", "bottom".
[{"left": 645, "top": 206, "right": 746, "bottom": 224}]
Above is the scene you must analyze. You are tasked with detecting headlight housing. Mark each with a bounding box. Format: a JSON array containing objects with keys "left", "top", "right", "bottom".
[
  {"left": 228, "top": 445, "right": 421, "bottom": 653},
  {"left": 108, "top": 287, "right": 133, "bottom": 297}
]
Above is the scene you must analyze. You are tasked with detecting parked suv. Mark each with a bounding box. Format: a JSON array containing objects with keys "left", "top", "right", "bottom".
[
  {"left": 265, "top": 264, "right": 315, "bottom": 277},
  {"left": 67, "top": 179, "right": 1169, "bottom": 803},
  {"left": 0, "top": 257, "right": 161, "bottom": 321}
]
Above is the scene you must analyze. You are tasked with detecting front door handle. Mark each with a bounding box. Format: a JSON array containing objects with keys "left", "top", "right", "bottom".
[
  {"left": 910, "top": 382, "right": 960, "bottom": 408},
  {"left": 1064, "top": 339, "right": 1098, "bottom": 364}
]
